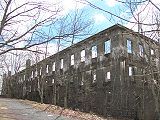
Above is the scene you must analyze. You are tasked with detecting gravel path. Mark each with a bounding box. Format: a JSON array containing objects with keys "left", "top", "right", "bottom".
[{"left": 0, "top": 98, "right": 72, "bottom": 120}]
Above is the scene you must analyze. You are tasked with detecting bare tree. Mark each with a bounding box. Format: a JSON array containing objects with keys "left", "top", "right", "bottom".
[
  {"left": 0, "top": 0, "right": 61, "bottom": 55},
  {"left": 28, "top": 8, "right": 94, "bottom": 104}
]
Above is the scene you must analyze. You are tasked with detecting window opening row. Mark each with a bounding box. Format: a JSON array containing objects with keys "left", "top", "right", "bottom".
[
  {"left": 30, "top": 40, "right": 111, "bottom": 77},
  {"left": 127, "top": 39, "right": 155, "bottom": 56}
]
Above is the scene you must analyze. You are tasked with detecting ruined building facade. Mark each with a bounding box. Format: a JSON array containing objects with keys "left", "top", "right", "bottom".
[{"left": 2, "top": 24, "right": 160, "bottom": 120}]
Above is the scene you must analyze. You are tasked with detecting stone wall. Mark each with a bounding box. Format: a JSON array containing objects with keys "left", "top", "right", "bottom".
[{"left": 2, "top": 24, "right": 160, "bottom": 120}]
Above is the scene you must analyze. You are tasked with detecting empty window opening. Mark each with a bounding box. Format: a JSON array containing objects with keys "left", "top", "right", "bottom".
[
  {"left": 71, "top": 54, "right": 74, "bottom": 65},
  {"left": 60, "top": 59, "right": 63, "bottom": 69},
  {"left": 140, "top": 68, "right": 144, "bottom": 75},
  {"left": 120, "top": 61, "right": 125, "bottom": 69},
  {"left": 127, "top": 39, "right": 132, "bottom": 53},
  {"left": 151, "top": 49, "right": 154, "bottom": 55},
  {"left": 139, "top": 44, "right": 144, "bottom": 57},
  {"left": 31, "top": 71, "right": 34, "bottom": 78},
  {"left": 107, "top": 71, "right": 110, "bottom": 79},
  {"left": 105, "top": 40, "right": 111, "bottom": 54},
  {"left": 92, "top": 45, "right": 97, "bottom": 58},
  {"left": 81, "top": 80, "right": 84, "bottom": 86},
  {"left": 52, "top": 79, "right": 55, "bottom": 84},
  {"left": 93, "top": 73, "right": 96, "bottom": 83},
  {"left": 105, "top": 71, "right": 111, "bottom": 82},
  {"left": 129, "top": 66, "right": 133, "bottom": 76},
  {"left": 52, "top": 62, "right": 55, "bottom": 71},
  {"left": 24, "top": 75, "right": 25, "bottom": 80},
  {"left": 81, "top": 50, "right": 85, "bottom": 62},
  {"left": 81, "top": 73, "right": 84, "bottom": 85},
  {"left": 35, "top": 68, "right": 37, "bottom": 77},
  {"left": 93, "top": 74, "right": 96, "bottom": 83},
  {"left": 40, "top": 67, "right": 42, "bottom": 75},
  {"left": 46, "top": 65, "right": 49, "bottom": 73}
]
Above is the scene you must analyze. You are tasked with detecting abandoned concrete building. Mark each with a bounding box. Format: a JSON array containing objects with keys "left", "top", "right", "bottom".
[{"left": 2, "top": 24, "right": 160, "bottom": 120}]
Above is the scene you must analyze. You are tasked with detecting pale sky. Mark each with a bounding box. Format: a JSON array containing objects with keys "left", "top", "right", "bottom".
[
  {"left": 125, "top": 0, "right": 160, "bottom": 40},
  {"left": 0, "top": 0, "right": 159, "bottom": 74}
]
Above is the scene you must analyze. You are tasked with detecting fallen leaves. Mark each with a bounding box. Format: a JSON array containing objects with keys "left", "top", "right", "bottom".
[{"left": 20, "top": 99, "right": 132, "bottom": 120}]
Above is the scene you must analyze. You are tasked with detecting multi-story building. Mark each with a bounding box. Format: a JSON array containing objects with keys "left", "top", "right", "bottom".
[{"left": 2, "top": 24, "right": 160, "bottom": 120}]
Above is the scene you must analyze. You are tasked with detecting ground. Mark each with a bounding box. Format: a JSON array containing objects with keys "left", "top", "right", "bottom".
[
  {"left": 0, "top": 98, "right": 71, "bottom": 120},
  {"left": 0, "top": 98, "right": 132, "bottom": 120}
]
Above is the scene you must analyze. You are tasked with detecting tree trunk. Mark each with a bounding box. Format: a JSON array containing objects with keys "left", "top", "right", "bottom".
[
  {"left": 64, "top": 81, "right": 68, "bottom": 108},
  {"left": 40, "top": 80, "right": 44, "bottom": 104},
  {"left": 53, "top": 85, "right": 57, "bottom": 105}
]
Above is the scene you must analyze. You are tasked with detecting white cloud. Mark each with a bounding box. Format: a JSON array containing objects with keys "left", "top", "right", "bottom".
[
  {"left": 93, "top": 13, "right": 107, "bottom": 24},
  {"left": 105, "top": 0, "right": 118, "bottom": 7},
  {"left": 61, "top": 0, "right": 87, "bottom": 14}
]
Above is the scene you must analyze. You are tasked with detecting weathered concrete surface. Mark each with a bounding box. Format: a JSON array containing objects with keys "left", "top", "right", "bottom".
[{"left": 0, "top": 98, "right": 72, "bottom": 120}]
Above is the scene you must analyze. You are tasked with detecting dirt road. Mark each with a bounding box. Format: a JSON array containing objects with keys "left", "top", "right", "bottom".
[{"left": 0, "top": 98, "right": 72, "bottom": 120}]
